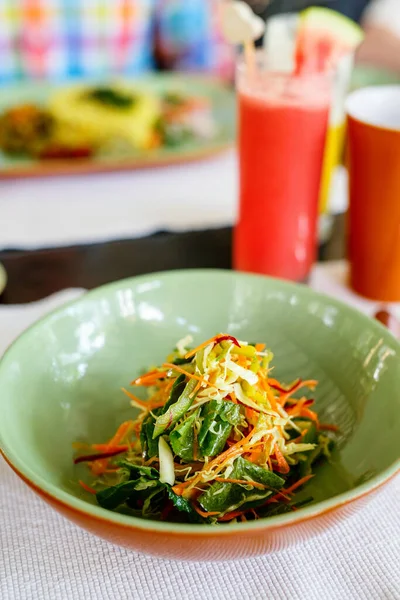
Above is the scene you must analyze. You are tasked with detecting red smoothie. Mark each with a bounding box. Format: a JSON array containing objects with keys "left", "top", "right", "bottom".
[{"left": 234, "top": 70, "right": 331, "bottom": 281}]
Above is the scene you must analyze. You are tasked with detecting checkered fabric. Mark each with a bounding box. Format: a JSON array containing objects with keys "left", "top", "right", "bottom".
[{"left": 0, "top": 0, "right": 233, "bottom": 83}]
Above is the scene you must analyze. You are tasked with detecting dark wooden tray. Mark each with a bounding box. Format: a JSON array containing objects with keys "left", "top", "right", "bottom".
[{"left": 0, "top": 215, "right": 345, "bottom": 304}]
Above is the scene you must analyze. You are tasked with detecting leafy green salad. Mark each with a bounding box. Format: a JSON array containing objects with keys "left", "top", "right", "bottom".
[{"left": 74, "top": 334, "right": 336, "bottom": 524}]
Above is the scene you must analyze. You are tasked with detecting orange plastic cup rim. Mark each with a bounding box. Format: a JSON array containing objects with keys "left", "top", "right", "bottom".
[{"left": 346, "top": 85, "right": 400, "bottom": 133}]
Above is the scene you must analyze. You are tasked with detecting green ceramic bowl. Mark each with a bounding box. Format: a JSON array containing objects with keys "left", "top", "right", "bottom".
[{"left": 1, "top": 270, "right": 399, "bottom": 561}]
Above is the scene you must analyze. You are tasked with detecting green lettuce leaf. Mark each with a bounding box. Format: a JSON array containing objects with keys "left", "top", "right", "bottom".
[
  {"left": 162, "top": 374, "right": 186, "bottom": 413},
  {"left": 96, "top": 481, "right": 142, "bottom": 510},
  {"left": 198, "top": 399, "right": 241, "bottom": 458},
  {"left": 166, "top": 487, "right": 204, "bottom": 523},
  {"left": 116, "top": 461, "right": 159, "bottom": 480},
  {"left": 198, "top": 457, "right": 284, "bottom": 514},
  {"left": 153, "top": 378, "right": 198, "bottom": 438},
  {"left": 140, "top": 409, "right": 162, "bottom": 459},
  {"left": 169, "top": 413, "right": 198, "bottom": 461}
]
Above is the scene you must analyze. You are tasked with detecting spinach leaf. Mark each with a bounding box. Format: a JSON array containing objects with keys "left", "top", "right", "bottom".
[
  {"left": 140, "top": 409, "right": 161, "bottom": 459},
  {"left": 198, "top": 399, "right": 241, "bottom": 458},
  {"left": 97, "top": 468, "right": 165, "bottom": 512},
  {"left": 234, "top": 457, "right": 285, "bottom": 489},
  {"left": 200, "top": 421, "right": 232, "bottom": 457},
  {"left": 169, "top": 413, "right": 198, "bottom": 461},
  {"left": 142, "top": 487, "right": 166, "bottom": 517},
  {"left": 199, "top": 478, "right": 271, "bottom": 514},
  {"left": 153, "top": 378, "right": 198, "bottom": 438},
  {"left": 116, "top": 461, "right": 159, "bottom": 480},
  {"left": 198, "top": 457, "right": 284, "bottom": 514},
  {"left": 162, "top": 374, "right": 186, "bottom": 413},
  {"left": 96, "top": 481, "right": 141, "bottom": 510},
  {"left": 166, "top": 487, "right": 204, "bottom": 523}
]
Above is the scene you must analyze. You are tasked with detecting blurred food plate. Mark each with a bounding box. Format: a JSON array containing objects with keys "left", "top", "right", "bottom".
[{"left": 0, "top": 74, "right": 236, "bottom": 179}]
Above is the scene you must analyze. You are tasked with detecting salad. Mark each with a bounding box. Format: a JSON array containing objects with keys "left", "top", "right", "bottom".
[{"left": 74, "top": 334, "right": 336, "bottom": 524}]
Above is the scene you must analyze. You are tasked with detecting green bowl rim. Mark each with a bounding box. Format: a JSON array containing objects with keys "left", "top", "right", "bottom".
[{"left": 1, "top": 269, "right": 399, "bottom": 535}]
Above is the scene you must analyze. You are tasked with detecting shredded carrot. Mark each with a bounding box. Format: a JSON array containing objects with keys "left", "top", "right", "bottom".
[
  {"left": 89, "top": 420, "right": 134, "bottom": 475},
  {"left": 319, "top": 423, "right": 339, "bottom": 432},
  {"left": 268, "top": 377, "right": 301, "bottom": 394},
  {"left": 122, "top": 388, "right": 165, "bottom": 411},
  {"left": 214, "top": 477, "right": 267, "bottom": 489},
  {"left": 255, "top": 343, "right": 266, "bottom": 352},
  {"left": 245, "top": 407, "right": 259, "bottom": 424},
  {"left": 237, "top": 354, "right": 248, "bottom": 368},
  {"left": 79, "top": 480, "right": 97, "bottom": 494},
  {"left": 299, "top": 407, "right": 319, "bottom": 424},
  {"left": 269, "top": 378, "right": 317, "bottom": 407},
  {"left": 162, "top": 363, "right": 208, "bottom": 385},
  {"left": 217, "top": 509, "right": 247, "bottom": 522},
  {"left": 283, "top": 474, "right": 315, "bottom": 495},
  {"left": 273, "top": 444, "right": 290, "bottom": 474},
  {"left": 193, "top": 505, "right": 220, "bottom": 518},
  {"left": 184, "top": 335, "right": 219, "bottom": 359},
  {"left": 301, "top": 380, "right": 318, "bottom": 390},
  {"left": 286, "top": 397, "right": 314, "bottom": 417},
  {"left": 92, "top": 444, "right": 129, "bottom": 452},
  {"left": 121, "top": 388, "right": 148, "bottom": 408},
  {"left": 110, "top": 421, "right": 134, "bottom": 445},
  {"left": 247, "top": 448, "right": 262, "bottom": 463},
  {"left": 259, "top": 373, "right": 279, "bottom": 411},
  {"left": 131, "top": 370, "right": 168, "bottom": 386},
  {"left": 190, "top": 379, "right": 203, "bottom": 399}
]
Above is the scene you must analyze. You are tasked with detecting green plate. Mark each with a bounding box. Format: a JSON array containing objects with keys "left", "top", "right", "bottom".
[
  {"left": 0, "top": 270, "right": 399, "bottom": 537},
  {"left": 0, "top": 74, "right": 236, "bottom": 179}
]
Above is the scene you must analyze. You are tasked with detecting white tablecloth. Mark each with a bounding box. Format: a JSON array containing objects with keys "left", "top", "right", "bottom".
[
  {"left": 0, "top": 154, "right": 348, "bottom": 251},
  {"left": 0, "top": 152, "right": 238, "bottom": 250},
  {"left": 1, "top": 267, "right": 399, "bottom": 600}
]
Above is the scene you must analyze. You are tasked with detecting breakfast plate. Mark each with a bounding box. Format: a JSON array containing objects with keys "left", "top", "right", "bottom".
[{"left": 0, "top": 74, "right": 235, "bottom": 179}]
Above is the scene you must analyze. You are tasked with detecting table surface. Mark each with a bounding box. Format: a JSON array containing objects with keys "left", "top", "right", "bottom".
[{"left": 0, "top": 214, "right": 345, "bottom": 304}]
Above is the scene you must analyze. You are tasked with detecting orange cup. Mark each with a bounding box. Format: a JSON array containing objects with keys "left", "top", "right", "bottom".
[{"left": 346, "top": 86, "right": 400, "bottom": 302}]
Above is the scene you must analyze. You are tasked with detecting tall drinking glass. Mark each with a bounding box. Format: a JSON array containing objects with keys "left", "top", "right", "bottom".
[{"left": 234, "top": 53, "right": 332, "bottom": 281}]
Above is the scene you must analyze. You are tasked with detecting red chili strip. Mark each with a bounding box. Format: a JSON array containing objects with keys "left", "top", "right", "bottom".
[
  {"left": 286, "top": 398, "right": 314, "bottom": 408},
  {"left": 269, "top": 378, "right": 302, "bottom": 394},
  {"left": 74, "top": 448, "right": 127, "bottom": 464},
  {"left": 213, "top": 335, "right": 240, "bottom": 348}
]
